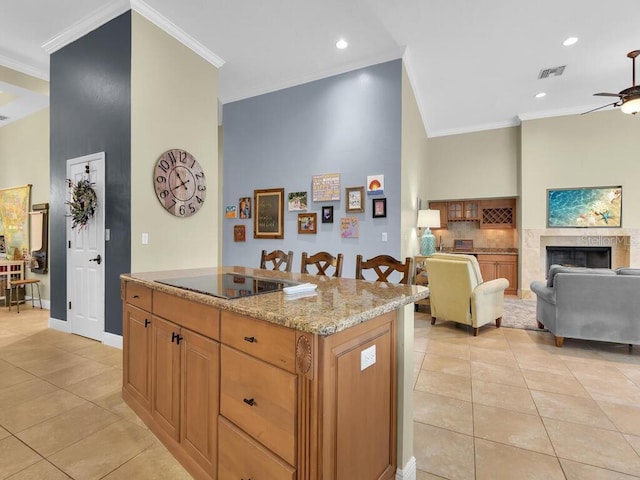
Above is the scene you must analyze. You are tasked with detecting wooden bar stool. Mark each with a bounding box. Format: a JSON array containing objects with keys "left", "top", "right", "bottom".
[{"left": 8, "top": 279, "right": 42, "bottom": 313}]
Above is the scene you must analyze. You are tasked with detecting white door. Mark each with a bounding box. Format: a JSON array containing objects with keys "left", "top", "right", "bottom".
[{"left": 66, "top": 152, "right": 105, "bottom": 341}]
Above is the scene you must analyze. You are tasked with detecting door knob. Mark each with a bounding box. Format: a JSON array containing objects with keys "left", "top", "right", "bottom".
[{"left": 89, "top": 254, "right": 102, "bottom": 265}]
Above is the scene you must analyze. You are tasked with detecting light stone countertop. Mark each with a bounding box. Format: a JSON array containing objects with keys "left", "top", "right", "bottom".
[{"left": 121, "top": 266, "right": 429, "bottom": 336}]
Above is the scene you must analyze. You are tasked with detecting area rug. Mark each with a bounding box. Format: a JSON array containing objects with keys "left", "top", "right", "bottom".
[{"left": 501, "top": 298, "right": 544, "bottom": 331}]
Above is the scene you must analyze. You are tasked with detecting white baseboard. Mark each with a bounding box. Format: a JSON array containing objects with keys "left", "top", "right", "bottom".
[
  {"left": 396, "top": 456, "right": 416, "bottom": 480},
  {"left": 103, "top": 332, "right": 123, "bottom": 349},
  {"left": 24, "top": 296, "right": 51, "bottom": 310},
  {"left": 49, "top": 317, "right": 69, "bottom": 332}
]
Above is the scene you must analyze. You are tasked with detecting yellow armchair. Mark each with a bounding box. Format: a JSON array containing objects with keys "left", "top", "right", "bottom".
[{"left": 425, "top": 253, "right": 509, "bottom": 336}]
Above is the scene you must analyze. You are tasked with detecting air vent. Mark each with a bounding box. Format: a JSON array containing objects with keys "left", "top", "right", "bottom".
[
  {"left": 538, "top": 65, "right": 566, "bottom": 79},
  {"left": 0, "top": 115, "right": 8, "bottom": 121}
]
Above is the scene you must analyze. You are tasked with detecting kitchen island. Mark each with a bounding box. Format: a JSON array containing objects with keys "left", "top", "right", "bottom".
[{"left": 121, "top": 266, "right": 427, "bottom": 480}]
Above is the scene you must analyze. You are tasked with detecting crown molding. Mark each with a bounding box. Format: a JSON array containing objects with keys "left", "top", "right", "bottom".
[
  {"left": 131, "top": 0, "right": 225, "bottom": 67},
  {"left": 0, "top": 54, "right": 48, "bottom": 81},
  {"left": 428, "top": 119, "right": 521, "bottom": 138},
  {"left": 517, "top": 104, "right": 612, "bottom": 122},
  {"left": 42, "top": 0, "right": 130, "bottom": 54},
  {"left": 41, "top": 0, "right": 224, "bottom": 68}
]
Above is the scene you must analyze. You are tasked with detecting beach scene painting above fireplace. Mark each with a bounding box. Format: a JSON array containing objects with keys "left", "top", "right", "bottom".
[{"left": 547, "top": 186, "right": 622, "bottom": 228}]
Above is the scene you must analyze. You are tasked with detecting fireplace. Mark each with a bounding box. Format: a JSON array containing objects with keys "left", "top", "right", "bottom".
[{"left": 546, "top": 246, "right": 611, "bottom": 276}]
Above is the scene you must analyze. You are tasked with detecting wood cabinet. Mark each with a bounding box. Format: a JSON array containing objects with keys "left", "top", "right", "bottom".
[
  {"left": 122, "top": 279, "right": 398, "bottom": 480},
  {"left": 122, "top": 282, "right": 220, "bottom": 480},
  {"left": 480, "top": 198, "right": 516, "bottom": 229},
  {"left": 447, "top": 201, "right": 463, "bottom": 221},
  {"left": 463, "top": 201, "right": 479, "bottom": 220},
  {"left": 476, "top": 254, "right": 518, "bottom": 295},
  {"left": 428, "top": 202, "right": 448, "bottom": 230}
]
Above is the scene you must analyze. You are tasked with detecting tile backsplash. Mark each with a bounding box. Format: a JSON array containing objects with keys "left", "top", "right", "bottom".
[{"left": 432, "top": 221, "right": 518, "bottom": 250}]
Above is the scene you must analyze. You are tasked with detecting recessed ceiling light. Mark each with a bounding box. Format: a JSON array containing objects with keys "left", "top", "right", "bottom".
[
  {"left": 563, "top": 37, "right": 578, "bottom": 47},
  {"left": 336, "top": 39, "right": 348, "bottom": 50},
  {"left": 535, "top": 92, "right": 547, "bottom": 98}
]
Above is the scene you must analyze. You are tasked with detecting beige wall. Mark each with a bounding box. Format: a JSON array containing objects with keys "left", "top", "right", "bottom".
[
  {"left": 521, "top": 110, "right": 640, "bottom": 229},
  {"left": 427, "top": 127, "right": 519, "bottom": 200},
  {"left": 400, "top": 64, "right": 429, "bottom": 259},
  {"left": 131, "top": 13, "right": 219, "bottom": 272},
  {"left": 0, "top": 108, "right": 51, "bottom": 300}
]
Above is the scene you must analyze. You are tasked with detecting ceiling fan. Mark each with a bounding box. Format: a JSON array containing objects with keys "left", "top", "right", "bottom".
[{"left": 584, "top": 50, "right": 640, "bottom": 115}]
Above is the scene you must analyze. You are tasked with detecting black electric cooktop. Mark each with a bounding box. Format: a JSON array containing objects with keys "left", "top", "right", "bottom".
[{"left": 155, "top": 273, "right": 300, "bottom": 299}]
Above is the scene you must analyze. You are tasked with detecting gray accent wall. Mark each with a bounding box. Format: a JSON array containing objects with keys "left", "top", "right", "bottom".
[
  {"left": 222, "top": 60, "right": 402, "bottom": 278},
  {"left": 50, "top": 12, "right": 132, "bottom": 335}
]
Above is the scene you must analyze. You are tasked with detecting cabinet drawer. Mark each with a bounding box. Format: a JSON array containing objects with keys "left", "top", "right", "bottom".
[
  {"left": 125, "top": 282, "right": 152, "bottom": 312},
  {"left": 218, "top": 416, "right": 295, "bottom": 480},
  {"left": 476, "top": 254, "right": 517, "bottom": 264},
  {"left": 221, "top": 311, "right": 295, "bottom": 372},
  {"left": 220, "top": 345, "right": 297, "bottom": 466},
  {"left": 153, "top": 291, "right": 220, "bottom": 340}
]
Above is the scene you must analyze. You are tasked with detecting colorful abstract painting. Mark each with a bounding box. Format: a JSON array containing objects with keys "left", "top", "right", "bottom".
[{"left": 547, "top": 186, "right": 622, "bottom": 228}]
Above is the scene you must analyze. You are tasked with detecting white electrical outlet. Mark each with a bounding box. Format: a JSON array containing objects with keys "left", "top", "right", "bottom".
[
  {"left": 360, "top": 345, "right": 376, "bottom": 371},
  {"left": 381, "top": 232, "right": 387, "bottom": 242},
  {"left": 142, "top": 233, "right": 149, "bottom": 245}
]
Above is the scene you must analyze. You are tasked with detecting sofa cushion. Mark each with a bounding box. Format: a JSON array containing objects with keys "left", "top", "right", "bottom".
[
  {"left": 546, "top": 264, "right": 615, "bottom": 287},
  {"left": 616, "top": 267, "right": 640, "bottom": 276}
]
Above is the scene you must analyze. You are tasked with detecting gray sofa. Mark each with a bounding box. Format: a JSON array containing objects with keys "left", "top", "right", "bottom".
[{"left": 530, "top": 265, "right": 640, "bottom": 347}]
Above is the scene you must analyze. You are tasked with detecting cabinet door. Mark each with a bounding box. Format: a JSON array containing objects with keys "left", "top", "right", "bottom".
[
  {"left": 448, "top": 201, "right": 463, "bottom": 220},
  {"left": 477, "top": 259, "right": 496, "bottom": 282},
  {"left": 123, "top": 304, "right": 152, "bottom": 410},
  {"left": 463, "top": 201, "right": 479, "bottom": 220},
  {"left": 428, "top": 202, "right": 448, "bottom": 230},
  {"left": 180, "top": 329, "right": 220, "bottom": 476},
  {"left": 496, "top": 259, "right": 518, "bottom": 295},
  {"left": 152, "top": 316, "right": 181, "bottom": 440}
]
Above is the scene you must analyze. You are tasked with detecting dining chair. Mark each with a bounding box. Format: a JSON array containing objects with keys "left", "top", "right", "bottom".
[
  {"left": 260, "top": 249, "right": 294, "bottom": 272},
  {"left": 355, "top": 254, "right": 415, "bottom": 285},
  {"left": 300, "top": 251, "right": 343, "bottom": 277}
]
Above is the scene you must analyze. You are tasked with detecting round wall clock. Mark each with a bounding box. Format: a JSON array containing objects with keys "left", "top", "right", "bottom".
[{"left": 154, "top": 149, "right": 207, "bottom": 217}]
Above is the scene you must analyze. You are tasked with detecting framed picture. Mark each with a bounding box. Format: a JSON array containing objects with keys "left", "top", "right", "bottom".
[
  {"left": 298, "top": 212, "right": 317, "bottom": 234},
  {"left": 372, "top": 198, "right": 386, "bottom": 218},
  {"left": 225, "top": 205, "right": 237, "bottom": 218},
  {"left": 367, "top": 175, "right": 384, "bottom": 195},
  {"left": 288, "top": 191, "right": 308, "bottom": 211},
  {"left": 341, "top": 217, "right": 359, "bottom": 238},
  {"left": 547, "top": 186, "right": 622, "bottom": 228},
  {"left": 312, "top": 173, "right": 341, "bottom": 201},
  {"left": 233, "top": 225, "right": 246, "bottom": 242},
  {"left": 239, "top": 197, "right": 251, "bottom": 219},
  {"left": 322, "top": 205, "right": 334, "bottom": 223},
  {"left": 345, "top": 186, "right": 365, "bottom": 213},
  {"left": 254, "top": 188, "right": 285, "bottom": 239}
]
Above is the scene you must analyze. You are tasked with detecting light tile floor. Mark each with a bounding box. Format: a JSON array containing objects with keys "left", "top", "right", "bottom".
[
  {"left": 0, "top": 307, "right": 192, "bottom": 480},
  {"left": 3, "top": 306, "right": 640, "bottom": 479},
  {"left": 414, "top": 311, "right": 640, "bottom": 480}
]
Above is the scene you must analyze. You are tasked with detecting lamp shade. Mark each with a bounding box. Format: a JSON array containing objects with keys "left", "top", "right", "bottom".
[
  {"left": 417, "top": 209, "right": 441, "bottom": 229},
  {"left": 621, "top": 96, "right": 640, "bottom": 114}
]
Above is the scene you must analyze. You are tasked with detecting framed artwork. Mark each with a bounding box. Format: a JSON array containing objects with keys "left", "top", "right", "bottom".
[
  {"left": 312, "top": 173, "right": 341, "bottom": 201},
  {"left": 298, "top": 212, "right": 317, "bottom": 234},
  {"left": 345, "top": 186, "right": 365, "bottom": 213},
  {"left": 372, "top": 198, "right": 386, "bottom": 218},
  {"left": 225, "top": 205, "right": 237, "bottom": 218},
  {"left": 367, "top": 175, "right": 384, "bottom": 195},
  {"left": 322, "top": 205, "right": 334, "bottom": 223},
  {"left": 547, "top": 186, "right": 622, "bottom": 228},
  {"left": 239, "top": 197, "right": 251, "bottom": 219},
  {"left": 254, "top": 188, "right": 285, "bottom": 239},
  {"left": 233, "top": 225, "right": 246, "bottom": 242},
  {"left": 0, "top": 235, "right": 5, "bottom": 255},
  {"left": 341, "top": 217, "right": 359, "bottom": 238},
  {"left": 288, "top": 191, "right": 308, "bottom": 211}
]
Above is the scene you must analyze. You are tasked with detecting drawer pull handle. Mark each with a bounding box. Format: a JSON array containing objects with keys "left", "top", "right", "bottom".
[
  {"left": 243, "top": 397, "right": 256, "bottom": 406},
  {"left": 243, "top": 336, "right": 256, "bottom": 343},
  {"left": 144, "top": 319, "right": 150, "bottom": 328},
  {"left": 132, "top": 295, "right": 139, "bottom": 298}
]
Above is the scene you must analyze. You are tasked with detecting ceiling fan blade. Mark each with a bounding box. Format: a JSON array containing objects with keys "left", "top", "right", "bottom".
[
  {"left": 581, "top": 102, "right": 619, "bottom": 115},
  {"left": 593, "top": 92, "right": 621, "bottom": 97}
]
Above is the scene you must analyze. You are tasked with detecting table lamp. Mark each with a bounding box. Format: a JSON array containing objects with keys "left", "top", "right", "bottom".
[{"left": 417, "top": 209, "right": 441, "bottom": 256}]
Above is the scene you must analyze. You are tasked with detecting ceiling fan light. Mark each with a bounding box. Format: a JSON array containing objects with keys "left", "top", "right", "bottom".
[{"left": 621, "top": 96, "right": 640, "bottom": 114}]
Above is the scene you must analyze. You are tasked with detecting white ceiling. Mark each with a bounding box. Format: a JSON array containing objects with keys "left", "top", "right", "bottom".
[{"left": 1, "top": 0, "right": 638, "bottom": 136}]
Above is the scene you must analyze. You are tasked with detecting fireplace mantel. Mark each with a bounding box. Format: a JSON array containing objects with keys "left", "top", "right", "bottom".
[{"left": 520, "top": 228, "right": 640, "bottom": 299}]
